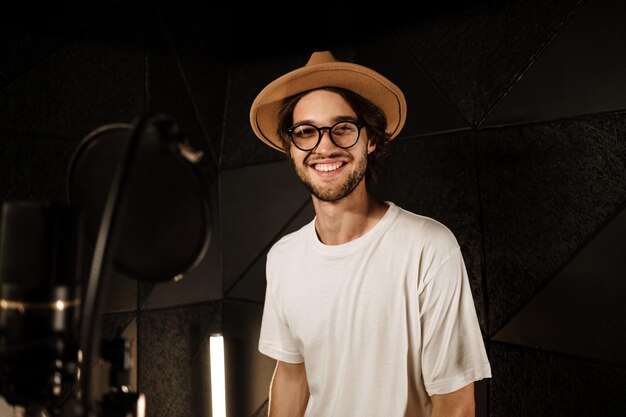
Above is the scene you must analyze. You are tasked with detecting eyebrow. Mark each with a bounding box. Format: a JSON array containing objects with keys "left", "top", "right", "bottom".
[{"left": 292, "top": 115, "right": 359, "bottom": 126}]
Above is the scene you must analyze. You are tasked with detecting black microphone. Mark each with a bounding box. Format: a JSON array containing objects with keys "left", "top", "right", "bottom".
[{"left": 0, "top": 201, "right": 82, "bottom": 415}]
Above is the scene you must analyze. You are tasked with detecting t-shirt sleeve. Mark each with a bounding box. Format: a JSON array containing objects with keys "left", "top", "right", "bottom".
[
  {"left": 419, "top": 246, "right": 492, "bottom": 395},
  {"left": 258, "top": 254, "right": 304, "bottom": 364}
]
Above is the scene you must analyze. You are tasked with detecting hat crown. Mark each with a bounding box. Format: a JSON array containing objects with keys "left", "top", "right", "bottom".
[{"left": 306, "top": 51, "right": 338, "bottom": 66}]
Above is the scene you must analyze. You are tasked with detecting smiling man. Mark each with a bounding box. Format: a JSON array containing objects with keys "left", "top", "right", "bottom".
[{"left": 249, "top": 51, "right": 491, "bottom": 417}]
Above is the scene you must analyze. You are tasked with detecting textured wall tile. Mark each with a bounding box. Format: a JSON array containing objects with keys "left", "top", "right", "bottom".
[
  {"left": 0, "top": 31, "right": 71, "bottom": 91},
  {"left": 484, "top": 0, "right": 626, "bottom": 127},
  {"left": 478, "top": 114, "right": 626, "bottom": 335},
  {"left": 355, "top": 31, "right": 470, "bottom": 139},
  {"left": 221, "top": 52, "right": 311, "bottom": 169},
  {"left": 394, "top": 4, "right": 487, "bottom": 124},
  {"left": 225, "top": 254, "right": 267, "bottom": 304},
  {"left": 0, "top": 1, "right": 126, "bottom": 89},
  {"left": 0, "top": 135, "right": 77, "bottom": 201},
  {"left": 490, "top": 343, "right": 626, "bottom": 416},
  {"left": 220, "top": 162, "right": 311, "bottom": 293},
  {"left": 0, "top": 1, "right": 146, "bottom": 141},
  {"left": 395, "top": 0, "right": 581, "bottom": 124},
  {"left": 225, "top": 201, "right": 315, "bottom": 303},
  {"left": 494, "top": 204, "right": 626, "bottom": 366},
  {"left": 138, "top": 301, "right": 221, "bottom": 417}
]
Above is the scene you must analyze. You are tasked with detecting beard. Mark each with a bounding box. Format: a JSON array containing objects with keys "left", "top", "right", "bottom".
[{"left": 291, "top": 148, "right": 368, "bottom": 202}]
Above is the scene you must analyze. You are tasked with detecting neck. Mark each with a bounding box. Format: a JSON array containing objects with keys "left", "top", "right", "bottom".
[{"left": 312, "top": 182, "right": 388, "bottom": 245}]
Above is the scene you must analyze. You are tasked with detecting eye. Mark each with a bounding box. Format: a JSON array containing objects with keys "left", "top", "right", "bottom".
[
  {"left": 292, "top": 125, "right": 317, "bottom": 139},
  {"left": 332, "top": 122, "right": 358, "bottom": 136}
]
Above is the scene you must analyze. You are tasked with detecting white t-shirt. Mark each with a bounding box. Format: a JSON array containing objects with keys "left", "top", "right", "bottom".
[{"left": 259, "top": 202, "right": 491, "bottom": 417}]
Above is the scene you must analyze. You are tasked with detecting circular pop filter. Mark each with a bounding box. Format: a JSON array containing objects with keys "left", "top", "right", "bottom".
[{"left": 67, "top": 114, "right": 211, "bottom": 282}]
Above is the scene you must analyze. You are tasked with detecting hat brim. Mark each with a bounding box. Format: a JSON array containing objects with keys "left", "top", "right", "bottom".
[{"left": 250, "top": 61, "right": 407, "bottom": 152}]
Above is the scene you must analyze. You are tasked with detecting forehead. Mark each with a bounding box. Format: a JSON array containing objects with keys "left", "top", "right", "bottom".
[{"left": 293, "top": 90, "right": 356, "bottom": 122}]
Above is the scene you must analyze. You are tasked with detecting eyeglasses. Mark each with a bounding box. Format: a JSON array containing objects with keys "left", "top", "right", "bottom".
[{"left": 286, "top": 120, "right": 365, "bottom": 151}]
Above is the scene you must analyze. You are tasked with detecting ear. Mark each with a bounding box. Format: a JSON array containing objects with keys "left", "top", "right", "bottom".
[
  {"left": 367, "top": 138, "right": 376, "bottom": 155},
  {"left": 286, "top": 145, "right": 296, "bottom": 162}
]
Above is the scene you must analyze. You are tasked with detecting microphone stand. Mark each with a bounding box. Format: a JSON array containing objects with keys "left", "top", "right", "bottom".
[{"left": 77, "top": 115, "right": 155, "bottom": 417}]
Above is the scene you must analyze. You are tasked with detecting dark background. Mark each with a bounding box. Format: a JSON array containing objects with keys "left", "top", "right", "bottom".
[{"left": 1, "top": 0, "right": 625, "bottom": 416}]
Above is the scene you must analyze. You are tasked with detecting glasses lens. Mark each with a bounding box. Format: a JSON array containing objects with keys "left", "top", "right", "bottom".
[
  {"left": 290, "top": 124, "right": 318, "bottom": 150},
  {"left": 331, "top": 121, "right": 359, "bottom": 148}
]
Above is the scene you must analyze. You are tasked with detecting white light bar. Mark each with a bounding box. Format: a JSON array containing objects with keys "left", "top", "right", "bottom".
[{"left": 210, "top": 334, "right": 226, "bottom": 417}]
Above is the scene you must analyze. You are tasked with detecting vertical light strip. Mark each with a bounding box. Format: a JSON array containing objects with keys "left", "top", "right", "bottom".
[
  {"left": 137, "top": 393, "right": 146, "bottom": 417},
  {"left": 210, "top": 334, "right": 227, "bottom": 417}
]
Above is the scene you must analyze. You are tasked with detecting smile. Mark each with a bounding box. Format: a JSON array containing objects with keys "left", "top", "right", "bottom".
[{"left": 312, "top": 161, "right": 344, "bottom": 172}]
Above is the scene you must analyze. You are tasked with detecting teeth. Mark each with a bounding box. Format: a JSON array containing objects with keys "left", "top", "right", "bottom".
[{"left": 314, "top": 162, "right": 343, "bottom": 172}]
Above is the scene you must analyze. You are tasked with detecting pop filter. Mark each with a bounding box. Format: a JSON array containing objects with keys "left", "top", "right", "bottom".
[
  {"left": 66, "top": 114, "right": 212, "bottom": 416},
  {"left": 67, "top": 114, "right": 211, "bottom": 283}
]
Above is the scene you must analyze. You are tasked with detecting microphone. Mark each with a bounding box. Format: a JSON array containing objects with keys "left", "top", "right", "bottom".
[
  {"left": 0, "top": 201, "right": 82, "bottom": 416},
  {"left": 0, "top": 113, "right": 211, "bottom": 417}
]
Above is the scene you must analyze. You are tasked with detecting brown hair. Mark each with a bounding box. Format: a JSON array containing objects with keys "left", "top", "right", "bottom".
[{"left": 277, "top": 87, "right": 391, "bottom": 184}]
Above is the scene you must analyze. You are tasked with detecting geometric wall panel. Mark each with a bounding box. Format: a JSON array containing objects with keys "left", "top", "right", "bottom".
[
  {"left": 0, "top": 28, "right": 70, "bottom": 91},
  {"left": 220, "top": 161, "right": 310, "bottom": 293},
  {"left": 223, "top": 249, "right": 267, "bottom": 303},
  {"left": 483, "top": 0, "right": 626, "bottom": 127},
  {"left": 394, "top": 0, "right": 582, "bottom": 125},
  {"left": 225, "top": 201, "right": 314, "bottom": 303},
  {"left": 490, "top": 342, "right": 626, "bottom": 416},
  {"left": 0, "top": 7, "right": 145, "bottom": 141},
  {"left": 0, "top": 135, "right": 77, "bottom": 201},
  {"left": 493, "top": 204, "right": 626, "bottom": 366},
  {"left": 0, "top": 1, "right": 125, "bottom": 90},
  {"left": 478, "top": 114, "right": 626, "bottom": 334},
  {"left": 356, "top": 32, "right": 470, "bottom": 139},
  {"left": 220, "top": 53, "right": 305, "bottom": 169}
]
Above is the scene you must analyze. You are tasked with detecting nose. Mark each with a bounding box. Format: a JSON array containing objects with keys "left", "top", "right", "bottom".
[{"left": 314, "top": 128, "right": 338, "bottom": 153}]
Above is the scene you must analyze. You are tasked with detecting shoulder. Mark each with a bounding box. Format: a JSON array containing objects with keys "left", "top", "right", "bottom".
[
  {"left": 265, "top": 220, "right": 315, "bottom": 284},
  {"left": 267, "top": 218, "right": 314, "bottom": 261},
  {"left": 391, "top": 203, "right": 459, "bottom": 252}
]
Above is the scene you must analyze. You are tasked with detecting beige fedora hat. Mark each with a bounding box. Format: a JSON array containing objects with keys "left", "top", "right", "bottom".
[{"left": 249, "top": 51, "right": 407, "bottom": 152}]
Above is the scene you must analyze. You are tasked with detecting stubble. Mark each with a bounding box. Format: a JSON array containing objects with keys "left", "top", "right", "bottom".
[{"left": 290, "top": 148, "right": 368, "bottom": 202}]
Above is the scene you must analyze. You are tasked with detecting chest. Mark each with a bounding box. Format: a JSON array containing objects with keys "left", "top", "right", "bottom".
[{"left": 281, "top": 253, "right": 417, "bottom": 349}]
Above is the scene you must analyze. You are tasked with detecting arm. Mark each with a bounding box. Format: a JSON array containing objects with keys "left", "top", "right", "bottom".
[
  {"left": 419, "top": 245, "right": 491, "bottom": 417},
  {"left": 268, "top": 360, "right": 309, "bottom": 417},
  {"left": 430, "top": 382, "right": 475, "bottom": 417}
]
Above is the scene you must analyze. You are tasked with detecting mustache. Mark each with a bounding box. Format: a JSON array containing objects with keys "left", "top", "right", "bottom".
[{"left": 304, "top": 151, "right": 350, "bottom": 164}]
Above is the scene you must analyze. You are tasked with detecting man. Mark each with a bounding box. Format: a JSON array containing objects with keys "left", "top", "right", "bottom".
[{"left": 249, "top": 51, "right": 491, "bottom": 417}]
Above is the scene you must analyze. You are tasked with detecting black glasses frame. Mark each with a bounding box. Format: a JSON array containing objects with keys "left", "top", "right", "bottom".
[{"left": 286, "top": 120, "right": 365, "bottom": 151}]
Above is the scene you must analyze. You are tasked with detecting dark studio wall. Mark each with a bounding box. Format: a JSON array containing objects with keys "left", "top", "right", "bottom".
[{"left": 1, "top": 1, "right": 626, "bottom": 416}]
